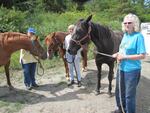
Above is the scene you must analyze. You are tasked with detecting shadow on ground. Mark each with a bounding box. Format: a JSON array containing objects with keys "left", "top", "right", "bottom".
[{"left": 0, "top": 68, "right": 114, "bottom": 105}]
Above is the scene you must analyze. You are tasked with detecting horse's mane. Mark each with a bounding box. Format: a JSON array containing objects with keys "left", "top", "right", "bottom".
[
  {"left": 89, "top": 21, "right": 122, "bottom": 54},
  {"left": 91, "top": 22, "right": 112, "bottom": 40},
  {"left": 77, "top": 19, "right": 112, "bottom": 41},
  {"left": 1, "top": 32, "right": 27, "bottom": 36},
  {"left": 0, "top": 32, "right": 28, "bottom": 39},
  {"left": 48, "top": 31, "right": 68, "bottom": 39},
  {"left": 48, "top": 32, "right": 56, "bottom": 39},
  {"left": 55, "top": 31, "right": 69, "bottom": 36},
  {"left": 0, "top": 32, "right": 29, "bottom": 44}
]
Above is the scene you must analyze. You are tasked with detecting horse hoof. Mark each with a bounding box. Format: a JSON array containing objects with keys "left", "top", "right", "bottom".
[
  {"left": 9, "top": 86, "right": 14, "bottom": 90},
  {"left": 95, "top": 90, "right": 100, "bottom": 95},
  {"left": 66, "top": 77, "right": 70, "bottom": 81},
  {"left": 108, "top": 92, "right": 112, "bottom": 97},
  {"left": 82, "top": 67, "right": 88, "bottom": 72}
]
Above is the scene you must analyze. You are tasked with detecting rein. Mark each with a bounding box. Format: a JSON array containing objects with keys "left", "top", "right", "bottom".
[
  {"left": 31, "top": 40, "right": 44, "bottom": 76},
  {"left": 33, "top": 55, "right": 44, "bottom": 76}
]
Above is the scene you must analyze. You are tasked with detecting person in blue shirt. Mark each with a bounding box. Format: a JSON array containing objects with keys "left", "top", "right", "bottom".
[{"left": 112, "top": 13, "right": 146, "bottom": 113}]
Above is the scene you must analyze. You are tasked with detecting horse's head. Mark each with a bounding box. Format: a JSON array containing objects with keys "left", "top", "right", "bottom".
[
  {"left": 45, "top": 32, "right": 59, "bottom": 59},
  {"left": 30, "top": 36, "right": 47, "bottom": 60},
  {"left": 68, "top": 15, "right": 92, "bottom": 55}
]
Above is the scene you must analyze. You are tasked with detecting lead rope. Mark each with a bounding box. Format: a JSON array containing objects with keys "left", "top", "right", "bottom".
[
  {"left": 33, "top": 56, "right": 44, "bottom": 76},
  {"left": 117, "top": 62, "right": 125, "bottom": 113},
  {"left": 31, "top": 40, "right": 44, "bottom": 76},
  {"left": 36, "top": 59, "right": 44, "bottom": 76}
]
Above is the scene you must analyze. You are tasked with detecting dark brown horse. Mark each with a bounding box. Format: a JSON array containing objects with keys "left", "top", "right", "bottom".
[
  {"left": 0, "top": 32, "right": 47, "bottom": 88},
  {"left": 68, "top": 15, "right": 123, "bottom": 95},
  {"left": 45, "top": 31, "right": 88, "bottom": 80}
]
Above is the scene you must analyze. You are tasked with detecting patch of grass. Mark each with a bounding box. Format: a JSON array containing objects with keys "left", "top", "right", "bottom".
[{"left": 41, "top": 56, "right": 64, "bottom": 69}]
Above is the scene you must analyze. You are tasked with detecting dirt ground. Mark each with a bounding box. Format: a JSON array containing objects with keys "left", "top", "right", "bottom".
[{"left": 0, "top": 57, "right": 150, "bottom": 113}]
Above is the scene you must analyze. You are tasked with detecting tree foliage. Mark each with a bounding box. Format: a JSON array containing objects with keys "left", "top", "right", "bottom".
[{"left": 0, "top": 0, "right": 149, "bottom": 33}]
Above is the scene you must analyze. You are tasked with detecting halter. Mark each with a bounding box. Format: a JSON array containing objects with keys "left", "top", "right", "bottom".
[
  {"left": 31, "top": 40, "right": 38, "bottom": 53},
  {"left": 71, "top": 23, "right": 91, "bottom": 47},
  {"left": 52, "top": 37, "right": 62, "bottom": 48},
  {"left": 31, "top": 38, "right": 46, "bottom": 59},
  {"left": 31, "top": 39, "right": 45, "bottom": 76},
  {"left": 48, "top": 36, "right": 62, "bottom": 52}
]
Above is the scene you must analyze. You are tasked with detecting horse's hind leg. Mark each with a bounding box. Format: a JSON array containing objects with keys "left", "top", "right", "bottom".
[
  {"left": 108, "top": 63, "right": 114, "bottom": 96},
  {"left": 4, "top": 61, "right": 13, "bottom": 89}
]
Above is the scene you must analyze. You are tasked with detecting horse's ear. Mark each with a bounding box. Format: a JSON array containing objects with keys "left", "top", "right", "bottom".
[
  {"left": 51, "top": 32, "right": 55, "bottom": 38},
  {"left": 45, "top": 37, "right": 49, "bottom": 45},
  {"left": 36, "top": 36, "right": 39, "bottom": 40},
  {"left": 86, "top": 15, "right": 92, "bottom": 23}
]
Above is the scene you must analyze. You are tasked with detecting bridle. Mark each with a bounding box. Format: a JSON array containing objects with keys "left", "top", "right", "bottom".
[
  {"left": 31, "top": 37, "right": 47, "bottom": 59},
  {"left": 47, "top": 36, "right": 62, "bottom": 53},
  {"left": 31, "top": 39, "right": 45, "bottom": 76},
  {"left": 71, "top": 22, "right": 92, "bottom": 47},
  {"left": 31, "top": 39, "right": 42, "bottom": 56}
]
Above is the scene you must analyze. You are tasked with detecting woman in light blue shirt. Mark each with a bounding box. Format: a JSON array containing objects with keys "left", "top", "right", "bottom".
[{"left": 112, "top": 13, "right": 146, "bottom": 113}]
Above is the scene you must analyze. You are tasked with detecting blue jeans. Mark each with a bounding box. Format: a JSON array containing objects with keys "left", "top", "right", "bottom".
[
  {"left": 66, "top": 52, "right": 81, "bottom": 81},
  {"left": 21, "top": 62, "right": 37, "bottom": 87},
  {"left": 115, "top": 69, "right": 140, "bottom": 113}
]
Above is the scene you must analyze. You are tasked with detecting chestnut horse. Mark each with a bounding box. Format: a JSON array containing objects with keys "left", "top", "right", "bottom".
[
  {"left": 68, "top": 15, "right": 123, "bottom": 95},
  {"left": 0, "top": 32, "right": 47, "bottom": 88},
  {"left": 45, "top": 31, "right": 88, "bottom": 80}
]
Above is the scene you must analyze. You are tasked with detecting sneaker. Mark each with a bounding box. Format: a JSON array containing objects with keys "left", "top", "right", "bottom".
[
  {"left": 26, "top": 86, "right": 32, "bottom": 90},
  {"left": 111, "top": 109, "right": 123, "bottom": 113},
  {"left": 32, "top": 84, "right": 39, "bottom": 87},
  {"left": 78, "top": 81, "right": 82, "bottom": 87},
  {"left": 67, "top": 80, "right": 74, "bottom": 86}
]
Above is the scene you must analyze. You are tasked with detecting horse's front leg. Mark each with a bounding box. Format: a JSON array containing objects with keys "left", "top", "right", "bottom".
[
  {"left": 95, "top": 61, "right": 102, "bottom": 95},
  {"left": 108, "top": 63, "right": 114, "bottom": 96},
  {"left": 63, "top": 58, "right": 70, "bottom": 81},
  {"left": 4, "top": 61, "right": 13, "bottom": 89},
  {"left": 81, "top": 45, "right": 88, "bottom": 72},
  {"left": 59, "top": 48, "right": 70, "bottom": 81}
]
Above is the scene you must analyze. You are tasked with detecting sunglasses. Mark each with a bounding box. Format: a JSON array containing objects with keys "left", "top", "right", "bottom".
[{"left": 124, "top": 22, "right": 132, "bottom": 25}]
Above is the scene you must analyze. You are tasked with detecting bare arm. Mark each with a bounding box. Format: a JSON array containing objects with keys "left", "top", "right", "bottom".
[{"left": 113, "top": 53, "right": 146, "bottom": 61}]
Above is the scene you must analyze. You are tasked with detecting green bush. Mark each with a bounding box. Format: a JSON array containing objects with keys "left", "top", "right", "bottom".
[
  {"left": 2, "top": 8, "right": 149, "bottom": 71},
  {"left": 0, "top": 7, "right": 27, "bottom": 32}
]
